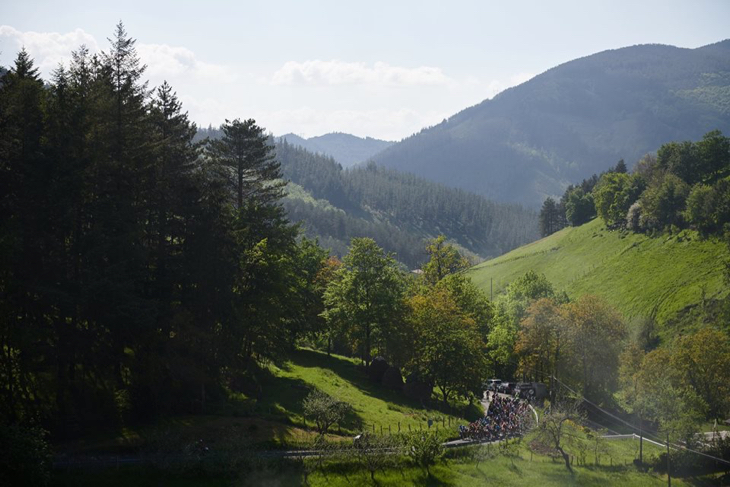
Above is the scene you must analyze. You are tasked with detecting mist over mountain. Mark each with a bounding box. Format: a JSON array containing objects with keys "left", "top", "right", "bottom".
[
  {"left": 278, "top": 132, "right": 393, "bottom": 168},
  {"left": 372, "top": 40, "right": 730, "bottom": 207}
]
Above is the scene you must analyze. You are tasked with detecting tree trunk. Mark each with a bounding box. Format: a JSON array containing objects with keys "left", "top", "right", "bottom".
[{"left": 557, "top": 446, "right": 573, "bottom": 473}]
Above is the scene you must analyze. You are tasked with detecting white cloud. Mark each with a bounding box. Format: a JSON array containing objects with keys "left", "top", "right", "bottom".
[
  {"left": 271, "top": 59, "right": 451, "bottom": 87},
  {"left": 0, "top": 25, "right": 234, "bottom": 85},
  {"left": 0, "top": 25, "right": 99, "bottom": 74},
  {"left": 136, "top": 43, "right": 236, "bottom": 83}
]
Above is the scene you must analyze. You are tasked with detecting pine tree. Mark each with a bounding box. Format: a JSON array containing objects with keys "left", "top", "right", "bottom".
[{"left": 208, "top": 118, "right": 286, "bottom": 210}]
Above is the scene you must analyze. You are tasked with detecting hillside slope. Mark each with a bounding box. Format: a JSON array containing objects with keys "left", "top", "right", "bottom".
[
  {"left": 277, "top": 142, "right": 538, "bottom": 267},
  {"left": 374, "top": 40, "right": 730, "bottom": 207},
  {"left": 467, "top": 219, "right": 729, "bottom": 327}
]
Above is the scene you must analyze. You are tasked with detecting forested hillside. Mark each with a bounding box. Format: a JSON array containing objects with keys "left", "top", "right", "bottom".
[
  {"left": 373, "top": 40, "right": 730, "bottom": 207},
  {"left": 276, "top": 141, "right": 539, "bottom": 267},
  {"left": 279, "top": 132, "right": 393, "bottom": 167}
]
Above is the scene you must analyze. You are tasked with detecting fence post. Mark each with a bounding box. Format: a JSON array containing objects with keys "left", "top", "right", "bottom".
[
  {"left": 372, "top": 423, "right": 375, "bottom": 433},
  {"left": 398, "top": 422, "right": 401, "bottom": 432},
  {"left": 380, "top": 425, "right": 383, "bottom": 435}
]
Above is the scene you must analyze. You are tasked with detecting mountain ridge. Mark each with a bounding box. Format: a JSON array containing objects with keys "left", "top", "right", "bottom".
[{"left": 372, "top": 40, "right": 730, "bottom": 207}]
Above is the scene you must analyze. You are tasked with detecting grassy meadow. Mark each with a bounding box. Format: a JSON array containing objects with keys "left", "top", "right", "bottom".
[{"left": 468, "top": 218, "right": 729, "bottom": 331}]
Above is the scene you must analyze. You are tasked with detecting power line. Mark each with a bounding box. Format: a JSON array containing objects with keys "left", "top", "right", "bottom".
[
  {"left": 501, "top": 358, "right": 730, "bottom": 466},
  {"left": 549, "top": 375, "right": 730, "bottom": 467}
]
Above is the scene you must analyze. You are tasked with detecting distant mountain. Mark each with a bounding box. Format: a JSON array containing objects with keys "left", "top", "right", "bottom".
[
  {"left": 279, "top": 132, "right": 393, "bottom": 168},
  {"left": 276, "top": 141, "right": 538, "bottom": 268},
  {"left": 372, "top": 40, "right": 730, "bottom": 207}
]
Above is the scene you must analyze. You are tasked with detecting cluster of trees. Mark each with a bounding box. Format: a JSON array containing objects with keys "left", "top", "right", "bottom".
[
  {"left": 539, "top": 130, "right": 730, "bottom": 237},
  {"left": 483, "top": 271, "right": 626, "bottom": 403},
  {"left": 597, "top": 130, "right": 730, "bottom": 234},
  {"left": 0, "top": 25, "right": 328, "bottom": 434},
  {"left": 539, "top": 160, "right": 624, "bottom": 237},
  {"left": 485, "top": 269, "right": 730, "bottom": 442},
  {"left": 276, "top": 142, "right": 540, "bottom": 268},
  {"left": 319, "top": 236, "right": 492, "bottom": 406},
  {"left": 620, "top": 327, "right": 730, "bottom": 445}
]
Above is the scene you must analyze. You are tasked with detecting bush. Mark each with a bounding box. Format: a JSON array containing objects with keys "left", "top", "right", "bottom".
[
  {"left": 405, "top": 431, "right": 444, "bottom": 474},
  {"left": 302, "top": 389, "right": 352, "bottom": 435},
  {"left": 0, "top": 424, "right": 52, "bottom": 487}
]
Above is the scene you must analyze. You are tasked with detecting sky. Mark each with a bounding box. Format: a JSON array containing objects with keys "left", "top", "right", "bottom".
[{"left": 1, "top": 0, "right": 729, "bottom": 141}]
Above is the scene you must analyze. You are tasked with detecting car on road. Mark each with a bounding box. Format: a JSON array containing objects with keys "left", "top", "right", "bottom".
[
  {"left": 485, "top": 379, "right": 502, "bottom": 391},
  {"left": 498, "top": 382, "right": 516, "bottom": 395}
]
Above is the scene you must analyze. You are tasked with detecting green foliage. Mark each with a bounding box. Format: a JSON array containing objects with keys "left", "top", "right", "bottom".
[
  {"left": 405, "top": 431, "right": 444, "bottom": 473},
  {"left": 407, "top": 288, "right": 487, "bottom": 405},
  {"left": 639, "top": 173, "right": 690, "bottom": 230},
  {"left": 564, "top": 188, "right": 596, "bottom": 226},
  {"left": 539, "top": 197, "right": 564, "bottom": 237},
  {"left": 594, "top": 172, "right": 644, "bottom": 226},
  {"left": 302, "top": 389, "right": 352, "bottom": 435},
  {"left": 421, "top": 235, "right": 470, "bottom": 285},
  {"left": 435, "top": 273, "right": 494, "bottom": 337},
  {"left": 0, "top": 25, "right": 325, "bottom": 431},
  {"left": 506, "top": 270, "right": 556, "bottom": 303},
  {"left": 322, "top": 238, "right": 407, "bottom": 367},
  {"left": 684, "top": 177, "right": 730, "bottom": 235}
]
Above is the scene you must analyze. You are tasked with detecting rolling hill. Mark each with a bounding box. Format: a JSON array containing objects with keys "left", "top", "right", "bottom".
[
  {"left": 373, "top": 40, "right": 730, "bottom": 207},
  {"left": 467, "top": 218, "right": 729, "bottom": 334},
  {"left": 279, "top": 132, "right": 394, "bottom": 167}
]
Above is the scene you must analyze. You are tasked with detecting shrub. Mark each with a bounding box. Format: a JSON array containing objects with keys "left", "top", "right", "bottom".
[
  {"left": 302, "top": 389, "right": 352, "bottom": 435},
  {"left": 405, "top": 431, "right": 444, "bottom": 474}
]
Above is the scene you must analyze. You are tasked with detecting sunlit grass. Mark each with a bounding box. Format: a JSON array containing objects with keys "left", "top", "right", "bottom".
[{"left": 468, "top": 218, "right": 729, "bottom": 333}]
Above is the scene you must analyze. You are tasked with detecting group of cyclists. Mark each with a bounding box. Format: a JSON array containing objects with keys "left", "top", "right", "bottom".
[{"left": 458, "top": 393, "right": 531, "bottom": 441}]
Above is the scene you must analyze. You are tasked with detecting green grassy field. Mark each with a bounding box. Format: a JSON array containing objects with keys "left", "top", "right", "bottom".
[
  {"left": 467, "top": 218, "right": 729, "bottom": 329},
  {"left": 252, "top": 348, "right": 479, "bottom": 437}
]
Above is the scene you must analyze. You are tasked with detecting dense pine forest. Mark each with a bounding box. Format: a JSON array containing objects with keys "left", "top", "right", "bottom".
[
  {"left": 276, "top": 141, "right": 539, "bottom": 267},
  {"left": 0, "top": 24, "right": 325, "bottom": 435}
]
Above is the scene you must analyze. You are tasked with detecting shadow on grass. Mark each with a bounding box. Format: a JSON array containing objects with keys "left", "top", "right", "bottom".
[{"left": 283, "top": 349, "right": 478, "bottom": 423}]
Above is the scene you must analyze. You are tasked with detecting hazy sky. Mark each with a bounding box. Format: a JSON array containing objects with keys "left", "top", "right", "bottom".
[{"left": 1, "top": 0, "right": 729, "bottom": 140}]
